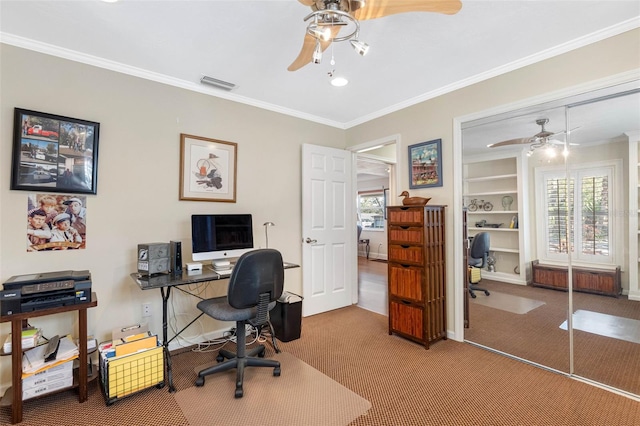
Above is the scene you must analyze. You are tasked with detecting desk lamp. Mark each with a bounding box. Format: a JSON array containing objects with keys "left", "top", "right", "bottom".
[{"left": 263, "top": 222, "right": 275, "bottom": 248}]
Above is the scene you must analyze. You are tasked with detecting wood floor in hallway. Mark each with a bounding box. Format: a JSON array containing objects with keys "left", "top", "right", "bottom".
[{"left": 357, "top": 256, "right": 387, "bottom": 316}]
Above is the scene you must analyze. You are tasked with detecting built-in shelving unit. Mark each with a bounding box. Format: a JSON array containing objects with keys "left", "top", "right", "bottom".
[
  {"left": 463, "top": 154, "right": 529, "bottom": 285},
  {"left": 627, "top": 132, "right": 640, "bottom": 301}
]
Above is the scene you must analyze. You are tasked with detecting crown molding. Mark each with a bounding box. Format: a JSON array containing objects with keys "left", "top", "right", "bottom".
[
  {"left": 2, "top": 16, "right": 638, "bottom": 130},
  {"left": 344, "top": 17, "right": 640, "bottom": 129}
]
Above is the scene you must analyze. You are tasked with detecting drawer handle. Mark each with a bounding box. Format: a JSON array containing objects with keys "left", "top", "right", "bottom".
[
  {"left": 401, "top": 300, "right": 411, "bottom": 305},
  {"left": 401, "top": 245, "right": 410, "bottom": 248},
  {"left": 401, "top": 226, "right": 410, "bottom": 230}
]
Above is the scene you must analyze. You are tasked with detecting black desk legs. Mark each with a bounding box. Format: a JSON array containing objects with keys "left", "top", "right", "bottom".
[{"left": 160, "top": 286, "right": 176, "bottom": 392}]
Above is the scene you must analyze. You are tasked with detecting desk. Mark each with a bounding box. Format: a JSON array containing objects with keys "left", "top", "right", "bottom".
[
  {"left": 130, "top": 262, "right": 299, "bottom": 392},
  {"left": 0, "top": 292, "right": 98, "bottom": 424}
]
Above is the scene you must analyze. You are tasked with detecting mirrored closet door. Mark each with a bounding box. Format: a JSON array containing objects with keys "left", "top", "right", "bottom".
[
  {"left": 462, "top": 82, "right": 640, "bottom": 397},
  {"left": 566, "top": 89, "right": 640, "bottom": 396}
]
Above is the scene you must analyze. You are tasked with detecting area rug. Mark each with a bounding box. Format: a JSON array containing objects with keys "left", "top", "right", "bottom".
[
  {"left": 559, "top": 309, "right": 640, "bottom": 344},
  {"left": 174, "top": 352, "right": 371, "bottom": 426},
  {"left": 471, "top": 291, "right": 546, "bottom": 314}
]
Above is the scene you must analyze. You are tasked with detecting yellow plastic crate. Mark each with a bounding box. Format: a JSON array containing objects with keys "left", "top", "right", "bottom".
[{"left": 100, "top": 345, "right": 163, "bottom": 404}]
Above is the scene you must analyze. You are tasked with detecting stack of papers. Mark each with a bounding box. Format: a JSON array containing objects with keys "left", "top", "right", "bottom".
[
  {"left": 22, "top": 335, "right": 79, "bottom": 376},
  {"left": 3, "top": 328, "right": 42, "bottom": 353}
]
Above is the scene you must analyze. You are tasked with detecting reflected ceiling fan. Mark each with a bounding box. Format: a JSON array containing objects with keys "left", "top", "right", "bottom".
[
  {"left": 488, "top": 118, "right": 579, "bottom": 156},
  {"left": 288, "top": 0, "right": 463, "bottom": 71}
]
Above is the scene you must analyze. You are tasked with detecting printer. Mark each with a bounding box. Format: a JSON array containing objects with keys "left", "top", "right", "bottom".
[{"left": 1, "top": 270, "right": 92, "bottom": 316}]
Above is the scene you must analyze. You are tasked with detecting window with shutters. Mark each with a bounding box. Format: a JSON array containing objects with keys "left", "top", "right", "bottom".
[{"left": 535, "top": 161, "right": 618, "bottom": 265}]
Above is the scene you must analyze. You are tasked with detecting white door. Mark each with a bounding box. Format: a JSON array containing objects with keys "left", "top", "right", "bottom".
[{"left": 302, "top": 143, "right": 355, "bottom": 317}]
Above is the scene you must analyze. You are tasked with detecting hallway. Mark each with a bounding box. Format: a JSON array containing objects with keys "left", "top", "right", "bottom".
[{"left": 357, "top": 256, "right": 387, "bottom": 316}]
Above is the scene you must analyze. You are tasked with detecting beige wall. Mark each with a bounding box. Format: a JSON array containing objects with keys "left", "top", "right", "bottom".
[
  {"left": 1, "top": 28, "right": 638, "bottom": 391},
  {"left": 0, "top": 44, "right": 345, "bottom": 389},
  {"left": 345, "top": 29, "right": 640, "bottom": 331}
]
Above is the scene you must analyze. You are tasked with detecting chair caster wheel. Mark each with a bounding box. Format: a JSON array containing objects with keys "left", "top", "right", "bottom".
[
  {"left": 216, "top": 355, "right": 224, "bottom": 362},
  {"left": 235, "top": 388, "right": 243, "bottom": 398},
  {"left": 195, "top": 377, "right": 205, "bottom": 387},
  {"left": 484, "top": 290, "right": 490, "bottom": 296},
  {"left": 273, "top": 367, "right": 281, "bottom": 376},
  {"left": 258, "top": 349, "right": 265, "bottom": 358},
  {"left": 470, "top": 293, "right": 477, "bottom": 298}
]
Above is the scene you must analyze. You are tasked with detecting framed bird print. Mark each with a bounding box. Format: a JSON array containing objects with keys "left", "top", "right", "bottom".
[{"left": 179, "top": 133, "right": 237, "bottom": 202}]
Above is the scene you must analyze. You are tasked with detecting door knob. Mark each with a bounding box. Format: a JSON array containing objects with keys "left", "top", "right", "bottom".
[{"left": 305, "top": 237, "right": 317, "bottom": 244}]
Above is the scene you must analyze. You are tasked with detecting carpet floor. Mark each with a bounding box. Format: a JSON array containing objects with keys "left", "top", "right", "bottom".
[
  {"left": 466, "top": 279, "right": 640, "bottom": 395},
  {"left": 2, "top": 305, "right": 639, "bottom": 425}
]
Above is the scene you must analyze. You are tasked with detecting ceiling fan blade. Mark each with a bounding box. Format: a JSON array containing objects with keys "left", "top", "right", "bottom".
[
  {"left": 354, "top": 0, "right": 462, "bottom": 20},
  {"left": 487, "top": 138, "right": 532, "bottom": 148},
  {"left": 298, "top": 0, "right": 315, "bottom": 6},
  {"left": 288, "top": 33, "right": 317, "bottom": 71},
  {"left": 287, "top": 27, "right": 341, "bottom": 72}
]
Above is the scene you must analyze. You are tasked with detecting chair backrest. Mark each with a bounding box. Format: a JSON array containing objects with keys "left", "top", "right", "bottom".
[
  {"left": 357, "top": 224, "right": 363, "bottom": 241},
  {"left": 468, "top": 232, "right": 490, "bottom": 267},
  {"left": 227, "top": 249, "right": 284, "bottom": 311}
]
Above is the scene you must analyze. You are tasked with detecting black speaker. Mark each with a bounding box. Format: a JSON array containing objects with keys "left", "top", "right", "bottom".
[{"left": 170, "top": 240, "right": 182, "bottom": 273}]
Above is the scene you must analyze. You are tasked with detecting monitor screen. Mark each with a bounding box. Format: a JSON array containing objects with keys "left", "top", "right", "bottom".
[{"left": 191, "top": 214, "right": 254, "bottom": 262}]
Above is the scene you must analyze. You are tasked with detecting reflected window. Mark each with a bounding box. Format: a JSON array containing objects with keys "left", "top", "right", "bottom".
[{"left": 537, "top": 162, "right": 616, "bottom": 264}]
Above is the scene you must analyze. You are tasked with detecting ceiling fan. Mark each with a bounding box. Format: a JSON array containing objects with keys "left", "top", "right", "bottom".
[
  {"left": 487, "top": 118, "right": 578, "bottom": 156},
  {"left": 288, "top": 0, "right": 463, "bottom": 71}
]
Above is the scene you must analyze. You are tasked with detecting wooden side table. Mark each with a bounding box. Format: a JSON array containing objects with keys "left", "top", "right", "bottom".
[{"left": 0, "top": 292, "right": 98, "bottom": 424}]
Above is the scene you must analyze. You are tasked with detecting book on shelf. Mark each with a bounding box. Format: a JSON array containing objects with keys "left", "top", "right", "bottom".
[{"left": 3, "top": 328, "right": 42, "bottom": 353}]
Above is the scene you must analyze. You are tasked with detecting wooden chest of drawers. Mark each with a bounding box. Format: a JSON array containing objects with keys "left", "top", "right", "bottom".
[{"left": 387, "top": 205, "right": 446, "bottom": 348}]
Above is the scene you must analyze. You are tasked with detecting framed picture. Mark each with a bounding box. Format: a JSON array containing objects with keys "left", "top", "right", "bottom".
[
  {"left": 408, "top": 139, "right": 443, "bottom": 189},
  {"left": 11, "top": 108, "right": 100, "bottom": 194},
  {"left": 179, "top": 133, "right": 237, "bottom": 202}
]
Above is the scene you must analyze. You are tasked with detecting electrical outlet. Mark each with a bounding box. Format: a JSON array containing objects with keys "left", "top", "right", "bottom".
[{"left": 142, "top": 303, "right": 151, "bottom": 317}]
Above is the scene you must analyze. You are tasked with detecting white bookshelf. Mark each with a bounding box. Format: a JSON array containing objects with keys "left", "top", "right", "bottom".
[{"left": 463, "top": 154, "right": 529, "bottom": 285}]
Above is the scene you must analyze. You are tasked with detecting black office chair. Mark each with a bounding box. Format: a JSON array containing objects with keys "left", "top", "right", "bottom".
[
  {"left": 468, "top": 232, "right": 491, "bottom": 298},
  {"left": 194, "top": 249, "right": 284, "bottom": 398}
]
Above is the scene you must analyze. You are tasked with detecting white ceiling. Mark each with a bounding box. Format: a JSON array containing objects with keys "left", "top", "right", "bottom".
[{"left": 1, "top": 0, "right": 639, "bottom": 131}]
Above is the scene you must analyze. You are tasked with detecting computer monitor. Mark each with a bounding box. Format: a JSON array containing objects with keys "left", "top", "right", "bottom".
[{"left": 191, "top": 214, "right": 254, "bottom": 263}]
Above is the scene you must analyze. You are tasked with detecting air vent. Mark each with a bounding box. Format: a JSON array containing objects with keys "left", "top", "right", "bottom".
[{"left": 200, "top": 76, "right": 237, "bottom": 91}]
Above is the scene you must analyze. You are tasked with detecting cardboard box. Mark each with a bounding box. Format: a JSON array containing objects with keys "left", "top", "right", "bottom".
[
  {"left": 23, "top": 373, "right": 73, "bottom": 400},
  {"left": 23, "top": 359, "right": 73, "bottom": 390}
]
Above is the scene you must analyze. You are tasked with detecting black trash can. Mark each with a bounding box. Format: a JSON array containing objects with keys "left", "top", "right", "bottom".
[{"left": 270, "top": 292, "right": 303, "bottom": 342}]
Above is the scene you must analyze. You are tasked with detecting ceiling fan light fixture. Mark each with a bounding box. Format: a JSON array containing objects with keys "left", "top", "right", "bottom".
[
  {"left": 308, "top": 23, "right": 331, "bottom": 41},
  {"left": 331, "top": 77, "right": 349, "bottom": 87},
  {"left": 350, "top": 39, "right": 369, "bottom": 56},
  {"left": 312, "top": 41, "right": 323, "bottom": 64},
  {"left": 545, "top": 145, "right": 557, "bottom": 158}
]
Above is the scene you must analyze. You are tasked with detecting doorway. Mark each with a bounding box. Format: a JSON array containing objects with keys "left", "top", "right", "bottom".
[{"left": 352, "top": 138, "right": 398, "bottom": 316}]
